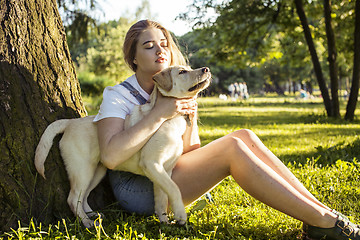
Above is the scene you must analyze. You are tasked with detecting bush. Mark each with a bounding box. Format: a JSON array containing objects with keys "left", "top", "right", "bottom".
[{"left": 78, "top": 71, "right": 116, "bottom": 96}]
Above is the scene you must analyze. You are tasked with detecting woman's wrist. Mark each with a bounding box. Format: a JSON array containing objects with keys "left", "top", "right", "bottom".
[{"left": 148, "top": 108, "right": 168, "bottom": 129}]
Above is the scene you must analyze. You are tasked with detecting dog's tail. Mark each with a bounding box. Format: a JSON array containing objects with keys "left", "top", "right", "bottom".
[{"left": 34, "top": 119, "right": 71, "bottom": 179}]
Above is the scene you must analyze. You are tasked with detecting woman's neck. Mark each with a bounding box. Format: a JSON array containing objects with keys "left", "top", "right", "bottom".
[{"left": 135, "top": 72, "right": 155, "bottom": 94}]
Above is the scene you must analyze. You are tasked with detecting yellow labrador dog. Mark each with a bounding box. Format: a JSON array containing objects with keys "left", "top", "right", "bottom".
[{"left": 35, "top": 66, "right": 211, "bottom": 228}]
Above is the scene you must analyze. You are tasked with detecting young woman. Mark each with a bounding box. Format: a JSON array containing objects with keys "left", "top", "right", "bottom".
[{"left": 94, "top": 19, "right": 359, "bottom": 240}]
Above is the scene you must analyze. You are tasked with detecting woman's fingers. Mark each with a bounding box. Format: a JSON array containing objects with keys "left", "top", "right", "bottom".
[
  {"left": 155, "top": 94, "right": 198, "bottom": 119},
  {"left": 176, "top": 98, "right": 198, "bottom": 118},
  {"left": 178, "top": 98, "right": 197, "bottom": 110}
]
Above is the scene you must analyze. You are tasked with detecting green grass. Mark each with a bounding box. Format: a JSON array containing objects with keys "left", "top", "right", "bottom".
[{"left": 3, "top": 96, "right": 360, "bottom": 239}]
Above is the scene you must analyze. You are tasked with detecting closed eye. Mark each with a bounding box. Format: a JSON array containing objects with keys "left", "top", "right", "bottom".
[{"left": 179, "top": 69, "right": 188, "bottom": 74}]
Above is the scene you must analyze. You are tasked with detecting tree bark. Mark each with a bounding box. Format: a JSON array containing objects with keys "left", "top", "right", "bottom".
[
  {"left": 345, "top": 0, "right": 360, "bottom": 121},
  {"left": 294, "top": 0, "right": 333, "bottom": 116},
  {"left": 0, "top": 0, "right": 87, "bottom": 231},
  {"left": 324, "top": 0, "right": 340, "bottom": 118}
]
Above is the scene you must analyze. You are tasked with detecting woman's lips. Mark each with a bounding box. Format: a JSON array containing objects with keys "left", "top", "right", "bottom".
[{"left": 156, "top": 57, "right": 167, "bottom": 63}]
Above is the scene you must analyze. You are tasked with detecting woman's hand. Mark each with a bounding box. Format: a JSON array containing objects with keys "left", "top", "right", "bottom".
[
  {"left": 180, "top": 97, "right": 198, "bottom": 122},
  {"left": 154, "top": 93, "right": 198, "bottom": 121},
  {"left": 154, "top": 94, "right": 200, "bottom": 153}
]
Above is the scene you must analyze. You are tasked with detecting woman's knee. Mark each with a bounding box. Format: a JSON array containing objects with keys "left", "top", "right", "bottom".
[
  {"left": 222, "top": 134, "right": 250, "bottom": 155},
  {"left": 230, "top": 129, "right": 257, "bottom": 140}
]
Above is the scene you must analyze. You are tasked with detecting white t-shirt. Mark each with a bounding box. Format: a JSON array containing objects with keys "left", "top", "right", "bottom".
[{"left": 93, "top": 74, "right": 150, "bottom": 122}]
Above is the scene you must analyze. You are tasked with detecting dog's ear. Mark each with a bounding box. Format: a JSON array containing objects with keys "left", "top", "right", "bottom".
[{"left": 153, "top": 68, "right": 173, "bottom": 92}]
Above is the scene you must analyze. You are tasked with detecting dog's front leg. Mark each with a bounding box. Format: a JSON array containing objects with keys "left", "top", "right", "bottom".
[
  {"left": 153, "top": 184, "right": 169, "bottom": 224},
  {"left": 141, "top": 163, "right": 186, "bottom": 225}
]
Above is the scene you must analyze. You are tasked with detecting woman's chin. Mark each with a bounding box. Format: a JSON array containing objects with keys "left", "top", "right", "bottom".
[{"left": 154, "top": 64, "right": 169, "bottom": 73}]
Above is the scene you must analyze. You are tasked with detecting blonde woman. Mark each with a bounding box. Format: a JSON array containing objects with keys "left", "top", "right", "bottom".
[{"left": 94, "top": 20, "right": 359, "bottom": 240}]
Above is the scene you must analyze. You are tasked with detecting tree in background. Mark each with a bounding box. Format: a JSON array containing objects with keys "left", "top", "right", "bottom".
[
  {"left": 179, "top": 0, "right": 359, "bottom": 119},
  {"left": 294, "top": 0, "right": 334, "bottom": 116},
  {"left": 58, "top": 0, "right": 101, "bottom": 60},
  {"left": 345, "top": 0, "right": 360, "bottom": 120}
]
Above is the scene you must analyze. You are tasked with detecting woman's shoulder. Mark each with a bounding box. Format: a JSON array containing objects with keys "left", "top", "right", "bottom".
[
  {"left": 103, "top": 75, "right": 136, "bottom": 95},
  {"left": 93, "top": 75, "right": 137, "bottom": 122}
]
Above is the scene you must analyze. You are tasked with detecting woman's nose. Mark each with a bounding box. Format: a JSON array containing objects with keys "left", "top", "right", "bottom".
[{"left": 156, "top": 45, "right": 164, "bottom": 55}]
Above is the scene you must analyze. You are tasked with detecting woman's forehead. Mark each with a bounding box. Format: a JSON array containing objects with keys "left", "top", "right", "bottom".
[{"left": 138, "top": 28, "right": 166, "bottom": 44}]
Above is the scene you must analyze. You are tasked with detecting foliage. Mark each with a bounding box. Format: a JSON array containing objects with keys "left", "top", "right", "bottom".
[
  {"left": 77, "top": 71, "right": 113, "bottom": 96},
  {"left": 64, "top": 1, "right": 156, "bottom": 98},
  {"left": 178, "top": 31, "right": 265, "bottom": 94},
  {"left": 71, "top": 19, "right": 135, "bottom": 111},
  {"left": 58, "top": 0, "right": 101, "bottom": 51},
  {"left": 2, "top": 96, "right": 360, "bottom": 239},
  {"left": 76, "top": 18, "right": 133, "bottom": 82},
  {"left": 178, "top": 0, "right": 357, "bottom": 108}
]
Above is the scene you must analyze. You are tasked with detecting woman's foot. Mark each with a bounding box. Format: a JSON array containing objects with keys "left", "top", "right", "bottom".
[
  {"left": 331, "top": 209, "right": 349, "bottom": 222},
  {"left": 303, "top": 216, "right": 360, "bottom": 240}
]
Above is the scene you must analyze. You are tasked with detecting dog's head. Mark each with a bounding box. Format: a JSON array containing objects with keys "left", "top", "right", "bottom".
[{"left": 152, "top": 66, "right": 211, "bottom": 98}]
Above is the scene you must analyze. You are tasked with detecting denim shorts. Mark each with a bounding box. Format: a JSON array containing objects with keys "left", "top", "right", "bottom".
[{"left": 108, "top": 170, "right": 155, "bottom": 215}]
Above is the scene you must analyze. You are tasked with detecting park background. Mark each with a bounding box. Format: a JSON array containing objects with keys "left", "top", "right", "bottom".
[{"left": 1, "top": 0, "right": 360, "bottom": 239}]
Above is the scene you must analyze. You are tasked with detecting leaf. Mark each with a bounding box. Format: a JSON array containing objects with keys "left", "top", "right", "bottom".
[{"left": 192, "top": 199, "right": 208, "bottom": 211}]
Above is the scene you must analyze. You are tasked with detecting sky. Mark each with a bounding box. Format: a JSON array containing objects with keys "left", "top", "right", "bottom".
[{"left": 97, "top": 0, "right": 195, "bottom": 36}]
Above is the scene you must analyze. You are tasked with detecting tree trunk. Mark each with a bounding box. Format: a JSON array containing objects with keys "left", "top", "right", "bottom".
[
  {"left": 0, "top": 0, "right": 87, "bottom": 231},
  {"left": 345, "top": 0, "right": 360, "bottom": 121},
  {"left": 294, "top": 0, "right": 333, "bottom": 116},
  {"left": 324, "top": 0, "right": 340, "bottom": 118}
]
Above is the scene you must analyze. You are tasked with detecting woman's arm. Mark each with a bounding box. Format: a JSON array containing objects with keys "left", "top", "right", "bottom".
[
  {"left": 182, "top": 119, "right": 201, "bottom": 154},
  {"left": 97, "top": 94, "right": 196, "bottom": 169},
  {"left": 182, "top": 103, "right": 201, "bottom": 154},
  {"left": 97, "top": 115, "right": 164, "bottom": 169}
]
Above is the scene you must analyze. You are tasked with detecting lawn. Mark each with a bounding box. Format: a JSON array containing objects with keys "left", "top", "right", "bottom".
[{"left": 3, "top": 96, "right": 360, "bottom": 239}]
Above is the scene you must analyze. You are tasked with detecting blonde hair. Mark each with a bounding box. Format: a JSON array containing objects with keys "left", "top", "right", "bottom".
[{"left": 123, "top": 20, "right": 187, "bottom": 72}]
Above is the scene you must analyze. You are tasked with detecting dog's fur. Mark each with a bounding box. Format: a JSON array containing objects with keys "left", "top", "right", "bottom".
[{"left": 34, "top": 66, "right": 211, "bottom": 228}]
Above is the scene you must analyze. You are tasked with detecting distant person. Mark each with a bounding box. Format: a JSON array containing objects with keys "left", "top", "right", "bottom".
[
  {"left": 234, "top": 82, "right": 240, "bottom": 99},
  {"left": 300, "top": 89, "right": 308, "bottom": 99},
  {"left": 238, "top": 82, "right": 244, "bottom": 99},
  {"left": 94, "top": 19, "right": 360, "bottom": 240},
  {"left": 242, "top": 82, "right": 249, "bottom": 100},
  {"left": 228, "top": 83, "right": 235, "bottom": 99}
]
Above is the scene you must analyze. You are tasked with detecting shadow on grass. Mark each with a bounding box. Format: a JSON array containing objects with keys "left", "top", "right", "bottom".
[
  {"left": 198, "top": 97, "right": 347, "bottom": 112},
  {"left": 201, "top": 130, "right": 360, "bottom": 167},
  {"left": 200, "top": 109, "right": 360, "bottom": 127},
  {"left": 199, "top": 105, "right": 360, "bottom": 168},
  {"left": 279, "top": 138, "right": 360, "bottom": 166}
]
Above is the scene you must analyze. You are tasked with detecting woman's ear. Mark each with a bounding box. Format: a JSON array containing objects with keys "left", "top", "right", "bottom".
[{"left": 133, "top": 58, "right": 137, "bottom": 65}]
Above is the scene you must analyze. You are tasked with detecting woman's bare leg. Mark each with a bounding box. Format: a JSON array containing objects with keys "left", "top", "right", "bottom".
[
  {"left": 229, "top": 129, "right": 331, "bottom": 211},
  {"left": 172, "top": 133, "right": 337, "bottom": 228}
]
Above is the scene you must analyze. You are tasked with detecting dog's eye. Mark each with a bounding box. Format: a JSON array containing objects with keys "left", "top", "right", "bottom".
[{"left": 179, "top": 70, "right": 188, "bottom": 74}]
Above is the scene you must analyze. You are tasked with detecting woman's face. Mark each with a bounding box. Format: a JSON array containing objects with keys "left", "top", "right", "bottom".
[{"left": 134, "top": 27, "right": 171, "bottom": 76}]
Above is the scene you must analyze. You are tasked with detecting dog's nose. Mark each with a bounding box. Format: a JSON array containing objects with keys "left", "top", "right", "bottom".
[{"left": 202, "top": 67, "right": 210, "bottom": 73}]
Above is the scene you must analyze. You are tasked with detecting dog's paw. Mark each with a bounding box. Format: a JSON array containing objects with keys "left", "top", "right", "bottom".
[
  {"left": 175, "top": 216, "right": 187, "bottom": 225},
  {"left": 176, "top": 219, "right": 186, "bottom": 225},
  {"left": 158, "top": 212, "right": 169, "bottom": 224},
  {"left": 82, "top": 218, "right": 95, "bottom": 228},
  {"left": 173, "top": 210, "right": 187, "bottom": 225},
  {"left": 82, "top": 214, "right": 104, "bottom": 228},
  {"left": 87, "top": 211, "right": 104, "bottom": 219}
]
